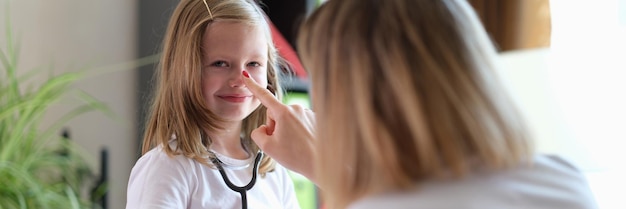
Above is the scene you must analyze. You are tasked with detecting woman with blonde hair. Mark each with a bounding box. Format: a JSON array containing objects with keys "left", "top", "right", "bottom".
[
  {"left": 126, "top": 0, "right": 300, "bottom": 208},
  {"left": 243, "top": 0, "right": 598, "bottom": 208}
]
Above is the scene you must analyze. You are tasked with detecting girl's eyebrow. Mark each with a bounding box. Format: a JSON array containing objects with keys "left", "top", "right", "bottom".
[
  {"left": 206, "top": 56, "right": 268, "bottom": 61},
  {"left": 203, "top": 50, "right": 268, "bottom": 59}
]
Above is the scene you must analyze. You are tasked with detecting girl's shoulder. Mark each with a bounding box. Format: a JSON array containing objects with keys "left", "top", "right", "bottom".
[
  {"left": 127, "top": 142, "right": 207, "bottom": 208},
  {"left": 131, "top": 141, "right": 205, "bottom": 180}
]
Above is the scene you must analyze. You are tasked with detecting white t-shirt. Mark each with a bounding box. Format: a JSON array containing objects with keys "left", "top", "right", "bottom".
[
  {"left": 348, "top": 155, "right": 597, "bottom": 209},
  {"left": 126, "top": 143, "right": 301, "bottom": 209}
]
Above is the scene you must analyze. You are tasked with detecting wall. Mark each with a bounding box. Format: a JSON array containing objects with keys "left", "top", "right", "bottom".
[
  {"left": 0, "top": 1, "right": 137, "bottom": 209},
  {"left": 499, "top": 0, "right": 626, "bottom": 201}
]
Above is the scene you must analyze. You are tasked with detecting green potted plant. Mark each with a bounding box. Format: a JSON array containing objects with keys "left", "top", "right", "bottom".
[{"left": 0, "top": 20, "right": 109, "bottom": 208}]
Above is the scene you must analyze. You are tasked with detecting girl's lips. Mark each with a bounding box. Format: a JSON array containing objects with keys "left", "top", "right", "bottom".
[{"left": 218, "top": 95, "right": 251, "bottom": 103}]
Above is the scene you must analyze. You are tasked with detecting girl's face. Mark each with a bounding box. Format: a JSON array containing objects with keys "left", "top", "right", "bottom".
[{"left": 201, "top": 21, "right": 268, "bottom": 122}]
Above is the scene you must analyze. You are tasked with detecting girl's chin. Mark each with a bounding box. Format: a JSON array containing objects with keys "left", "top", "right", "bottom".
[
  {"left": 211, "top": 104, "right": 261, "bottom": 122},
  {"left": 215, "top": 111, "right": 257, "bottom": 122},
  {"left": 217, "top": 115, "right": 247, "bottom": 122}
]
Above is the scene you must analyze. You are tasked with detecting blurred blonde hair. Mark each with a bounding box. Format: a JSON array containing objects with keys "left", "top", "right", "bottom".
[
  {"left": 298, "top": 0, "right": 533, "bottom": 207},
  {"left": 142, "top": 0, "right": 282, "bottom": 174}
]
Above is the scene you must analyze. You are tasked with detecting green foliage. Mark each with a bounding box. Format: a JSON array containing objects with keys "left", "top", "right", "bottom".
[{"left": 0, "top": 14, "right": 107, "bottom": 209}]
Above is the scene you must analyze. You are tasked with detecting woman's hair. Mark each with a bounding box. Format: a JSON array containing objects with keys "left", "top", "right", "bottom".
[
  {"left": 142, "top": 0, "right": 282, "bottom": 174},
  {"left": 298, "top": 0, "right": 533, "bottom": 207}
]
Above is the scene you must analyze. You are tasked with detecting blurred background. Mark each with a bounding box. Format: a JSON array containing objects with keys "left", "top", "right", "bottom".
[{"left": 0, "top": 0, "right": 624, "bottom": 209}]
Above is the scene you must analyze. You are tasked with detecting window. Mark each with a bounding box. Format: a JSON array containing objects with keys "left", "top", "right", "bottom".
[{"left": 549, "top": 1, "right": 626, "bottom": 208}]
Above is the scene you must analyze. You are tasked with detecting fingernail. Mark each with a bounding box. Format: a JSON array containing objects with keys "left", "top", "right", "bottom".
[{"left": 242, "top": 71, "right": 250, "bottom": 78}]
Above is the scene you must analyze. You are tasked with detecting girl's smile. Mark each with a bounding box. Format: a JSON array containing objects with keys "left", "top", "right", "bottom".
[{"left": 217, "top": 94, "right": 253, "bottom": 103}]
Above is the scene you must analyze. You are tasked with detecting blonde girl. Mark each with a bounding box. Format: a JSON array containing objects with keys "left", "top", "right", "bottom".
[{"left": 126, "top": 0, "right": 300, "bottom": 208}]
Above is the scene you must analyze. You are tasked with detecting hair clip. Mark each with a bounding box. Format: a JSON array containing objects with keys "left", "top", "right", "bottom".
[{"left": 202, "top": 0, "right": 214, "bottom": 20}]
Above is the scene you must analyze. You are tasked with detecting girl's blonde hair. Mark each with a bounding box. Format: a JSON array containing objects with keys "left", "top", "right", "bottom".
[
  {"left": 142, "top": 0, "right": 282, "bottom": 174},
  {"left": 297, "top": 0, "right": 533, "bottom": 207}
]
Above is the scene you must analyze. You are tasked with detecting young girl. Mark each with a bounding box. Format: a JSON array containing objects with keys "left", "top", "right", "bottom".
[{"left": 126, "top": 0, "right": 300, "bottom": 208}]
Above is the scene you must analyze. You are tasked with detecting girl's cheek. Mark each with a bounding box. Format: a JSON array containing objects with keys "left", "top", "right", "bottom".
[{"left": 251, "top": 69, "right": 269, "bottom": 87}]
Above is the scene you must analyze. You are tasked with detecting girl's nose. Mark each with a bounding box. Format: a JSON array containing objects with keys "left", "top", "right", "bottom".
[{"left": 229, "top": 67, "right": 245, "bottom": 87}]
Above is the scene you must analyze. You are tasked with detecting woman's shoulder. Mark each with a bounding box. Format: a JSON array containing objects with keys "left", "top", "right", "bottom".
[
  {"left": 497, "top": 154, "right": 598, "bottom": 208},
  {"left": 513, "top": 154, "right": 592, "bottom": 192},
  {"left": 347, "top": 154, "right": 598, "bottom": 209},
  {"left": 524, "top": 155, "right": 596, "bottom": 193},
  {"left": 466, "top": 154, "right": 598, "bottom": 208},
  {"left": 531, "top": 154, "right": 584, "bottom": 174}
]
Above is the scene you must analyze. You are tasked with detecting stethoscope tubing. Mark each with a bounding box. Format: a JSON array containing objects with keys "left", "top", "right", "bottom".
[{"left": 211, "top": 151, "right": 264, "bottom": 209}]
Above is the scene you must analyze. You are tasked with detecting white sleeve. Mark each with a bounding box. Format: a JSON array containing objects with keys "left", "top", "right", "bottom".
[
  {"left": 537, "top": 155, "right": 599, "bottom": 209},
  {"left": 126, "top": 148, "right": 196, "bottom": 209},
  {"left": 277, "top": 165, "right": 302, "bottom": 209}
]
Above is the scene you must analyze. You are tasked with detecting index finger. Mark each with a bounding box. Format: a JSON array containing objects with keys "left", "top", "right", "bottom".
[{"left": 242, "top": 71, "right": 285, "bottom": 109}]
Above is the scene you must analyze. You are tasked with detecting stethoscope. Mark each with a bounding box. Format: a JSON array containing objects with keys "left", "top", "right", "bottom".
[{"left": 210, "top": 150, "right": 264, "bottom": 209}]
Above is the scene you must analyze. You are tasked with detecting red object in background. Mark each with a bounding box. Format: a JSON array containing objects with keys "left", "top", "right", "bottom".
[{"left": 267, "top": 18, "right": 308, "bottom": 79}]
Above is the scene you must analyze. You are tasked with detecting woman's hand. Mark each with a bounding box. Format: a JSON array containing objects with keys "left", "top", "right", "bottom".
[{"left": 242, "top": 71, "right": 316, "bottom": 182}]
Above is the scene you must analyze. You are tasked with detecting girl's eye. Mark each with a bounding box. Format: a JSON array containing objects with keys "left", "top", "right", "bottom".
[
  {"left": 211, "top": 61, "right": 228, "bottom": 67},
  {"left": 247, "top": 62, "right": 262, "bottom": 67}
]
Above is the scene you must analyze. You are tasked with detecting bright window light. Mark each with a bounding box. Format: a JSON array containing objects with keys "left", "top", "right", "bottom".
[{"left": 549, "top": 0, "right": 626, "bottom": 208}]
